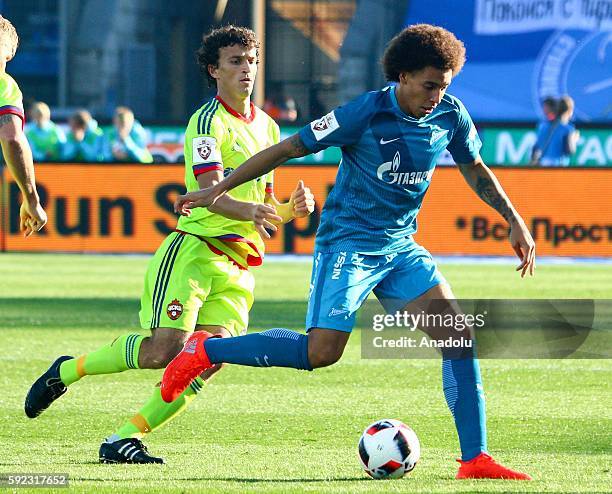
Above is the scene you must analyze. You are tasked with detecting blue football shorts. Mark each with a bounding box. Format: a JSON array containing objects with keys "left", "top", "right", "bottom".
[{"left": 305, "top": 238, "right": 446, "bottom": 332}]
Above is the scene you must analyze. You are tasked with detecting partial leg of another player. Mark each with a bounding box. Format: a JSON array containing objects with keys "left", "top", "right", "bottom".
[
  {"left": 25, "top": 330, "right": 159, "bottom": 420},
  {"left": 97, "top": 233, "right": 254, "bottom": 463},
  {"left": 25, "top": 232, "right": 246, "bottom": 464},
  {"left": 99, "top": 325, "right": 229, "bottom": 464},
  {"left": 24, "top": 325, "right": 220, "bottom": 464}
]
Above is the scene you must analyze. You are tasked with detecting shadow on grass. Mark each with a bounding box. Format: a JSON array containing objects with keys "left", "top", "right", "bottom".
[
  {"left": 72, "top": 474, "right": 369, "bottom": 483},
  {"left": 0, "top": 298, "right": 309, "bottom": 330}
]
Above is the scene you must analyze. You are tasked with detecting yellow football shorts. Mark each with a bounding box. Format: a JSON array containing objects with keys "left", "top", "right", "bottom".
[{"left": 139, "top": 231, "right": 254, "bottom": 336}]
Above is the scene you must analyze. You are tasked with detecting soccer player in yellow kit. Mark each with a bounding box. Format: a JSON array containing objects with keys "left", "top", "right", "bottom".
[
  {"left": 0, "top": 16, "right": 46, "bottom": 235},
  {"left": 25, "top": 25, "right": 315, "bottom": 464}
]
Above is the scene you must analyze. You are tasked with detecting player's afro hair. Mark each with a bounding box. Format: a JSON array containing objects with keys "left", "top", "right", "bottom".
[
  {"left": 197, "top": 25, "right": 260, "bottom": 87},
  {"left": 382, "top": 24, "right": 466, "bottom": 81}
]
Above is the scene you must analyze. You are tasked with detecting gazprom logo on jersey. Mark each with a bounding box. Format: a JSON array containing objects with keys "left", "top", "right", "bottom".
[{"left": 377, "top": 151, "right": 434, "bottom": 186}]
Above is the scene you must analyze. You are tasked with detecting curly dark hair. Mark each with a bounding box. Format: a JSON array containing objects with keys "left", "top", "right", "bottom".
[
  {"left": 196, "top": 25, "right": 260, "bottom": 87},
  {"left": 382, "top": 24, "right": 466, "bottom": 81}
]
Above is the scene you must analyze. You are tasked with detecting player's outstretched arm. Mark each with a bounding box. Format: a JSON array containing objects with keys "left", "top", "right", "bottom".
[
  {"left": 0, "top": 114, "right": 47, "bottom": 236},
  {"left": 174, "top": 133, "right": 311, "bottom": 213},
  {"left": 265, "top": 180, "right": 315, "bottom": 224},
  {"left": 457, "top": 156, "right": 536, "bottom": 277},
  {"left": 195, "top": 170, "right": 282, "bottom": 239}
]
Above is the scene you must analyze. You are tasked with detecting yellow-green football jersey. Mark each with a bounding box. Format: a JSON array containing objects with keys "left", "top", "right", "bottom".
[
  {"left": 0, "top": 72, "right": 24, "bottom": 125},
  {"left": 177, "top": 96, "right": 279, "bottom": 267}
]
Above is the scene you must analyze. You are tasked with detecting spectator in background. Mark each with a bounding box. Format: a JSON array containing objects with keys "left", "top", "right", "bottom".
[
  {"left": 541, "top": 96, "right": 557, "bottom": 122},
  {"left": 62, "top": 109, "right": 103, "bottom": 162},
  {"left": 264, "top": 85, "right": 298, "bottom": 124},
  {"left": 530, "top": 95, "right": 580, "bottom": 167},
  {"left": 25, "top": 101, "right": 65, "bottom": 161},
  {"left": 102, "top": 106, "right": 153, "bottom": 163}
]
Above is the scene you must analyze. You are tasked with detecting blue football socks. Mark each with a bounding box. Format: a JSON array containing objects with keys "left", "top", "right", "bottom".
[
  {"left": 205, "top": 328, "right": 312, "bottom": 371},
  {"left": 442, "top": 354, "right": 488, "bottom": 461}
]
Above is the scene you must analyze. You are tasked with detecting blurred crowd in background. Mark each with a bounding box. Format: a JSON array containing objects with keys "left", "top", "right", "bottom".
[
  {"left": 26, "top": 102, "right": 153, "bottom": 163},
  {"left": 25, "top": 91, "right": 581, "bottom": 166}
]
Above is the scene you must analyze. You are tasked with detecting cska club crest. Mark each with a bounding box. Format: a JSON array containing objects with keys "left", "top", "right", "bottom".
[
  {"left": 197, "top": 142, "right": 212, "bottom": 160},
  {"left": 167, "top": 299, "right": 183, "bottom": 320}
]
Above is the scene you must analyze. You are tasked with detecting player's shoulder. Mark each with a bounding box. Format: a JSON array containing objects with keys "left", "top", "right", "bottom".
[
  {"left": 347, "top": 88, "right": 388, "bottom": 110},
  {"left": 0, "top": 72, "right": 21, "bottom": 101},
  {"left": 254, "top": 105, "right": 280, "bottom": 131},
  {"left": 186, "top": 97, "right": 223, "bottom": 136},
  {"left": 328, "top": 88, "right": 388, "bottom": 123},
  {"left": 439, "top": 92, "right": 468, "bottom": 114},
  {"left": 0, "top": 71, "right": 19, "bottom": 89}
]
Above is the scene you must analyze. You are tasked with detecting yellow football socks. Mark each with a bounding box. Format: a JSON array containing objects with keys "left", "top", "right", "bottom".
[{"left": 59, "top": 333, "right": 144, "bottom": 386}]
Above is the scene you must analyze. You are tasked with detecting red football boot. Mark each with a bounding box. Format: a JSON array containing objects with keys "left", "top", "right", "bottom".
[
  {"left": 456, "top": 453, "right": 532, "bottom": 480},
  {"left": 161, "top": 331, "right": 220, "bottom": 402}
]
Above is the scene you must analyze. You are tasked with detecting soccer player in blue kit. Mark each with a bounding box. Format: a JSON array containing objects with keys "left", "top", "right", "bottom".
[{"left": 162, "top": 24, "right": 535, "bottom": 480}]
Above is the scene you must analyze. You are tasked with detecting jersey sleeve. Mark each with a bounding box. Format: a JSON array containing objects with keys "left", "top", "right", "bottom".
[
  {"left": 446, "top": 99, "right": 482, "bottom": 164},
  {"left": 187, "top": 111, "right": 226, "bottom": 178},
  {"left": 298, "top": 92, "right": 373, "bottom": 153},
  {"left": 0, "top": 74, "right": 24, "bottom": 125}
]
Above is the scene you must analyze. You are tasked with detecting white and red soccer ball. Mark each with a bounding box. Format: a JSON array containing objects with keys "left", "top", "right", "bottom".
[{"left": 358, "top": 419, "right": 420, "bottom": 479}]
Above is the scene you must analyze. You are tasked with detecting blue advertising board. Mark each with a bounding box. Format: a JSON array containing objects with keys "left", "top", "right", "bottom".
[{"left": 404, "top": 0, "right": 612, "bottom": 123}]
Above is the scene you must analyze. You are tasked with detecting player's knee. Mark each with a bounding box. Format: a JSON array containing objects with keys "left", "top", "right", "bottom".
[
  {"left": 308, "top": 346, "right": 343, "bottom": 368},
  {"left": 139, "top": 331, "right": 186, "bottom": 369},
  {"left": 307, "top": 329, "right": 348, "bottom": 369},
  {"left": 147, "top": 346, "right": 180, "bottom": 369}
]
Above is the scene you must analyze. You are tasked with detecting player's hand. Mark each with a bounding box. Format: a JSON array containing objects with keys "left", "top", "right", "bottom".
[
  {"left": 174, "top": 185, "right": 226, "bottom": 216},
  {"left": 509, "top": 218, "right": 535, "bottom": 277},
  {"left": 290, "top": 180, "right": 315, "bottom": 218},
  {"left": 249, "top": 203, "right": 282, "bottom": 240},
  {"left": 20, "top": 200, "right": 47, "bottom": 237}
]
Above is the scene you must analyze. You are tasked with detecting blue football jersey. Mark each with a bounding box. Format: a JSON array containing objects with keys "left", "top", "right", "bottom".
[
  {"left": 299, "top": 86, "right": 482, "bottom": 254},
  {"left": 534, "top": 120, "right": 575, "bottom": 166}
]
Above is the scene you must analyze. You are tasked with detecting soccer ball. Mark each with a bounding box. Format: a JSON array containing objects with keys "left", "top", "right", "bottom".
[{"left": 358, "top": 419, "right": 420, "bottom": 479}]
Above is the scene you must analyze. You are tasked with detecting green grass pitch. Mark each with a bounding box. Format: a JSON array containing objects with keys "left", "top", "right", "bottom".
[{"left": 0, "top": 253, "right": 610, "bottom": 493}]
